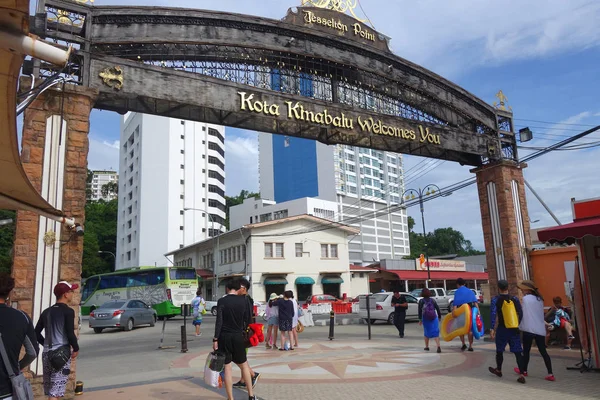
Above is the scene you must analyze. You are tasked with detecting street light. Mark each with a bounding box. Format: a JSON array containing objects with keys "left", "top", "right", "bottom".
[
  {"left": 183, "top": 208, "right": 221, "bottom": 300},
  {"left": 98, "top": 250, "right": 116, "bottom": 271},
  {"left": 402, "top": 184, "right": 445, "bottom": 285}
]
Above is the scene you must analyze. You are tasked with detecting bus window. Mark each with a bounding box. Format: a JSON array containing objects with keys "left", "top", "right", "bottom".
[
  {"left": 81, "top": 277, "right": 99, "bottom": 302},
  {"left": 169, "top": 268, "right": 196, "bottom": 281},
  {"left": 147, "top": 270, "right": 165, "bottom": 285},
  {"left": 99, "top": 274, "right": 127, "bottom": 290}
]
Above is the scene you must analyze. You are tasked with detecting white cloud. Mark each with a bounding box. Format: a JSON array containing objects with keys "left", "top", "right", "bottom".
[
  {"left": 225, "top": 130, "right": 259, "bottom": 196},
  {"left": 87, "top": 135, "right": 119, "bottom": 171}
]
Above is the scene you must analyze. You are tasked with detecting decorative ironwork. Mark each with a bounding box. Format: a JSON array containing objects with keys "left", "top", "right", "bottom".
[
  {"left": 43, "top": 231, "right": 56, "bottom": 247},
  {"left": 99, "top": 66, "right": 124, "bottom": 90},
  {"left": 300, "top": 0, "right": 367, "bottom": 22}
]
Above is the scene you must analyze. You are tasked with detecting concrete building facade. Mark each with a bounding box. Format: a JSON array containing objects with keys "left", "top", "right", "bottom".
[
  {"left": 116, "top": 113, "right": 226, "bottom": 269},
  {"left": 90, "top": 170, "right": 118, "bottom": 201}
]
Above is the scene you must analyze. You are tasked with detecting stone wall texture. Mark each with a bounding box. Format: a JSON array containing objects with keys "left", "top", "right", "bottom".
[{"left": 13, "top": 79, "right": 97, "bottom": 398}]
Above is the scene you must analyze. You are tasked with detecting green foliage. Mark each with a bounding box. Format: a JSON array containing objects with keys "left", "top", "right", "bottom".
[
  {"left": 86, "top": 169, "right": 94, "bottom": 201},
  {"left": 224, "top": 189, "right": 260, "bottom": 229},
  {"left": 101, "top": 181, "right": 119, "bottom": 198},
  {"left": 0, "top": 210, "right": 16, "bottom": 274},
  {"left": 82, "top": 199, "right": 118, "bottom": 277},
  {"left": 406, "top": 216, "right": 484, "bottom": 259}
]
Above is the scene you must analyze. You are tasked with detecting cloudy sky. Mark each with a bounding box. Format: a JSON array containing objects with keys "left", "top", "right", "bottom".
[{"left": 78, "top": 0, "right": 600, "bottom": 250}]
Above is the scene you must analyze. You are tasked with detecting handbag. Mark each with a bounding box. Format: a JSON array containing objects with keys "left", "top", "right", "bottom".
[
  {"left": 296, "top": 321, "right": 305, "bottom": 333},
  {"left": 46, "top": 312, "right": 71, "bottom": 371},
  {"left": 0, "top": 333, "right": 34, "bottom": 400},
  {"left": 207, "top": 351, "right": 226, "bottom": 372}
]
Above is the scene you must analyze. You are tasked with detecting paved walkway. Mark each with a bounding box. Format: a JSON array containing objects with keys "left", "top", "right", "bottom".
[{"left": 82, "top": 335, "right": 600, "bottom": 400}]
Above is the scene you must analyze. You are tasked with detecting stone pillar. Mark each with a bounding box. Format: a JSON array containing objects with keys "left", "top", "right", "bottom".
[
  {"left": 12, "top": 78, "right": 97, "bottom": 398},
  {"left": 473, "top": 161, "right": 532, "bottom": 297}
]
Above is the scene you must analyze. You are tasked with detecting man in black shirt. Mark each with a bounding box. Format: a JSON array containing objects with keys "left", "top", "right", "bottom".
[
  {"left": 0, "top": 273, "right": 39, "bottom": 400},
  {"left": 213, "top": 279, "right": 256, "bottom": 400},
  {"left": 233, "top": 278, "right": 260, "bottom": 390},
  {"left": 390, "top": 291, "right": 408, "bottom": 338}
]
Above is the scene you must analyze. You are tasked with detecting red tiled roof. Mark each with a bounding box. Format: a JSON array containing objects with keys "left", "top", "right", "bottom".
[{"left": 350, "top": 265, "right": 377, "bottom": 272}]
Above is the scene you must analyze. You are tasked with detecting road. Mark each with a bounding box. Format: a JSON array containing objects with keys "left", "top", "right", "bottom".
[{"left": 76, "top": 314, "right": 416, "bottom": 389}]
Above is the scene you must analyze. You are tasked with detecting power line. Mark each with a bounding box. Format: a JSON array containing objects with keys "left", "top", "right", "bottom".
[{"left": 514, "top": 118, "right": 598, "bottom": 127}]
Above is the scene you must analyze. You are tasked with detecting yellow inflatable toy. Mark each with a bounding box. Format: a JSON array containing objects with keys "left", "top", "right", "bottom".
[{"left": 441, "top": 304, "right": 472, "bottom": 342}]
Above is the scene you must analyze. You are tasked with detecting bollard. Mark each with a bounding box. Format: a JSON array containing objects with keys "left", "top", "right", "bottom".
[
  {"left": 366, "top": 295, "right": 372, "bottom": 340},
  {"left": 74, "top": 381, "right": 83, "bottom": 396},
  {"left": 181, "top": 325, "right": 188, "bottom": 353},
  {"left": 328, "top": 310, "right": 335, "bottom": 340}
]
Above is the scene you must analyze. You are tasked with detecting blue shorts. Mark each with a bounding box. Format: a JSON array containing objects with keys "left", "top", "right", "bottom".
[{"left": 495, "top": 327, "right": 522, "bottom": 353}]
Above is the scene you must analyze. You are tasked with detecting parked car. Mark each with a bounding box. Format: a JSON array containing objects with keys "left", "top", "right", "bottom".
[
  {"left": 205, "top": 300, "right": 218, "bottom": 316},
  {"left": 358, "top": 292, "right": 419, "bottom": 324},
  {"left": 89, "top": 299, "right": 157, "bottom": 333},
  {"left": 447, "top": 288, "right": 482, "bottom": 310},
  {"left": 411, "top": 288, "right": 451, "bottom": 312},
  {"left": 306, "top": 294, "right": 339, "bottom": 305}
]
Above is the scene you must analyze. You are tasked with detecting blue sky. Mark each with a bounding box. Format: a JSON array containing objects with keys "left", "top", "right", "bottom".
[{"left": 78, "top": 0, "right": 600, "bottom": 250}]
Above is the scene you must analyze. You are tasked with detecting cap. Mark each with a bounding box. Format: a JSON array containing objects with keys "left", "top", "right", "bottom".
[
  {"left": 497, "top": 280, "right": 509, "bottom": 291},
  {"left": 54, "top": 281, "right": 79, "bottom": 298},
  {"left": 517, "top": 280, "right": 537, "bottom": 292},
  {"left": 269, "top": 293, "right": 278, "bottom": 301}
]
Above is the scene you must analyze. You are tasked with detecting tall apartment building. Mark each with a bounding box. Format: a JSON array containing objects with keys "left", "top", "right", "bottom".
[
  {"left": 116, "top": 113, "right": 226, "bottom": 269},
  {"left": 90, "top": 170, "right": 118, "bottom": 201},
  {"left": 259, "top": 135, "right": 409, "bottom": 265}
]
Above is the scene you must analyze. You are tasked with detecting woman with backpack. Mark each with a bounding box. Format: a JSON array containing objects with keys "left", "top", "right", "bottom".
[{"left": 418, "top": 288, "right": 442, "bottom": 353}]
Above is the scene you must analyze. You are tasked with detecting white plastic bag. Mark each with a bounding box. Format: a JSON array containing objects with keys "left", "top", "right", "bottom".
[{"left": 204, "top": 352, "right": 223, "bottom": 388}]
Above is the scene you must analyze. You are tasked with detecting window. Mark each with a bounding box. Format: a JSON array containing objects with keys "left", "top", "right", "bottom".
[
  {"left": 169, "top": 269, "right": 197, "bottom": 280},
  {"left": 274, "top": 209, "right": 288, "bottom": 220},
  {"left": 208, "top": 185, "right": 225, "bottom": 197},
  {"left": 208, "top": 156, "right": 224, "bottom": 170},
  {"left": 208, "top": 170, "right": 225, "bottom": 184},
  {"left": 208, "top": 128, "right": 224, "bottom": 143},
  {"left": 295, "top": 243, "right": 303, "bottom": 257},
  {"left": 275, "top": 243, "right": 284, "bottom": 258},
  {"left": 264, "top": 243, "right": 273, "bottom": 258},
  {"left": 127, "top": 234, "right": 131, "bottom": 243},
  {"left": 260, "top": 213, "right": 272, "bottom": 222},
  {"left": 180, "top": 226, "right": 184, "bottom": 230},
  {"left": 127, "top": 220, "right": 132, "bottom": 229},
  {"left": 127, "top": 251, "right": 131, "bottom": 261},
  {"left": 321, "top": 244, "right": 338, "bottom": 258},
  {"left": 128, "top": 206, "right": 132, "bottom": 215},
  {"left": 208, "top": 141, "right": 225, "bottom": 157}
]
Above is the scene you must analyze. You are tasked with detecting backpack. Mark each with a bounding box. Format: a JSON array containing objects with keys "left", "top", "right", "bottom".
[
  {"left": 501, "top": 297, "right": 519, "bottom": 328},
  {"left": 423, "top": 299, "right": 437, "bottom": 321}
]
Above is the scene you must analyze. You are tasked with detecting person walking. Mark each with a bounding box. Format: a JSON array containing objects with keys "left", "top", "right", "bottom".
[
  {"left": 233, "top": 278, "right": 260, "bottom": 390},
  {"left": 0, "top": 273, "right": 39, "bottom": 400},
  {"left": 190, "top": 290, "right": 206, "bottom": 337},
  {"left": 212, "top": 279, "right": 257, "bottom": 400},
  {"left": 488, "top": 280, "right": 526, "bottom": 384},
  {"left": 418, "top": 288, "right": 442, "bottom": 353},
  {"left": 273, "top": 291, "right": 295, "bottom": 350},
  {"left": 452, "top": 278, "right": 478, "bottom": 351},
  {"left": 390, "top": 291, "right": 408, "bottom": 338},
  {"left": 35, "top": 281, "right": 80, "bottom": 399},
  {"left": 515, "top": 280, "right": 555, "bottom": 381},
  {"left": 290, "top": 291, "right": 300, "bottom": 348},
  {"left": 264, "top": 293, "right": 279, "bottom": 350}
]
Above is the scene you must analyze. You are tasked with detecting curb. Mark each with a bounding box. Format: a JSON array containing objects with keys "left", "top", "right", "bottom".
[{"left": 313, "top": 317, "right": 365, "bottom": 326}]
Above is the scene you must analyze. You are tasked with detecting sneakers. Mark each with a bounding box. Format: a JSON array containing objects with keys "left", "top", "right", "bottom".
[
  {"left": 545, "top": 375, "right": 556, "bottom": 382},
  {"left": 424, "top": 347, "right": 430, "bottom": 351},
  {"left": 567, "top": 335, "right": 575, "bottom": 340},
  {"left": 467, "top": 347, "right": 474, "bottom": 352},
  {"left": 517, "top": 376, "right": 526, "bottom": 384},
  {"left": 251, "top": 372, "right": 261, "bottom": 389},
  {"left": 195, "top": 332, "right": 202, "bottom": 337},
  {"left": 461, "top": 344, "right": 468, "bottom": 351},
  {"left": 249, "top": 396, "right": 257, "bottom": 400},
  {"left": 437, "top": 347, "right": 442, "bottom": 353},
  {"left": 513, "top": 367, "right": 528, "bottom": 377},
  {"left": 488, "top": 367, "right": 503, "bottom": 377},
  {"left": 564, "top": 346, "right": 571, "bottom": 350},
  {"left": 265, "top": 344, "right": 272, "bottom": 350}
]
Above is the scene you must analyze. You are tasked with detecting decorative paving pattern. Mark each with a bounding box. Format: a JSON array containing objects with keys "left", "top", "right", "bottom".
[{"left": 174, "top": 341, "right": 486, "bottom": 384}]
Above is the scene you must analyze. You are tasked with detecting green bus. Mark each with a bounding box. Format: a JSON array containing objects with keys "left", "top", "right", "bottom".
[{"left": 80, "top": 266, "right": 198, "bottom": 318}]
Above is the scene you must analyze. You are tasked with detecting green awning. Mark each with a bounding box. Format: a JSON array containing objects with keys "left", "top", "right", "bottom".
[
  {"left": 264, "top": 277, "right": 288, "bottom": 285},
  {"left": 321, "top": 276, "right": 344, "bottom": 284},
  {"left": 295, "top": 277, "right": 316, "bottom": 285}
]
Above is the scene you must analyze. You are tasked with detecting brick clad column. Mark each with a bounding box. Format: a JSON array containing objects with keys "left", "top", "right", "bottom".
[
  {"left": 13, "top": 78, "right": 97, "bottom": 398},
  {"left": 473, "top": 161, "right": 532, "bottom": 297}
]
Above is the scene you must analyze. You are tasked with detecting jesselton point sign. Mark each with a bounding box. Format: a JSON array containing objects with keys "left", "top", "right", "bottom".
[{"left": 238, "top": 91, "right": 442, "bottom": 145}]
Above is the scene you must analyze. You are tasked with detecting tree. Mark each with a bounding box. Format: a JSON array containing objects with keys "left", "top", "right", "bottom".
[
  {"left": 82, "top": 199, "right": 118, "bottom": 277},
  {"left": 406, "top": 216, "right": 484, "bottom": 259},
  {"left": 0, "top": 210, "right": 16, "bottom": 274},
  {"left": 224, "top": 189, "right": 260, "bottom": 229},
  {"left": 101, "top": 181, "right": 119, "bottom": 199},
  {"left": 86, "top": 169, "right": 94, "bottom": 201}
]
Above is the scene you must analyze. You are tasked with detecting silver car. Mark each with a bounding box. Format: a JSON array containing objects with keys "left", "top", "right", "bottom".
[
  {"left": 358, "top": 292, "right": 419, "bottom": 324},
  {"left": 89, "top": 300, "right": 157, "bottom": 333}
]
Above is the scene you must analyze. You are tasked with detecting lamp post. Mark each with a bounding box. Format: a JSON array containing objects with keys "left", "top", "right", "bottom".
[
  {"left": 97, "top": 250, "right": 116, "bottom": 271},
  {"left": 183, "top": 208, "right": 221, "bottom": 300},
  {"left": 402, "top": 184, "right": 443, "bottom": 285}
]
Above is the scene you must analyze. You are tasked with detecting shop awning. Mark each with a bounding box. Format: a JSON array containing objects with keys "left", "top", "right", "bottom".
[
  {"left": 321, "top": 276, "right": 344, "bottom": 284},
  {"left": 537, "top": 217, "right": 600, "bottom": 244},
  {"left": 387, "top": 270, "right": 489, "bottom": 281},
  {"left": 264, "top": 277, "right": 288, "bottom": 285},
  {"left": 196, "top": 269, "right": 213, "bottom": 279},
  {"left": 295, "top": 277, "right": 315, "bottom": 285}
]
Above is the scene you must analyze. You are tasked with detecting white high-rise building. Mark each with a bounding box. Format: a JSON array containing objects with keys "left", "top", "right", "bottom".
[
  {"left": 259, "top": 134, "right": 409, "bottom": 265},
  {"left": 90, "top": 170, "right": 118, "bottom": 201},
  {"left": 116, "top": 113, "right": 226, "bottom": 270}
]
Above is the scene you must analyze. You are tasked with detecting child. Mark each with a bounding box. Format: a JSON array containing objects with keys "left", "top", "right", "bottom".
[
  {"left": 265, "top": 293, "right": 279, "bottom": 349},
  {"left": 272, "top": 291, "right": 294, "bottom": 351},
  {"left": 190, "top": 289, "right": 206, "bottom": 336}
]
